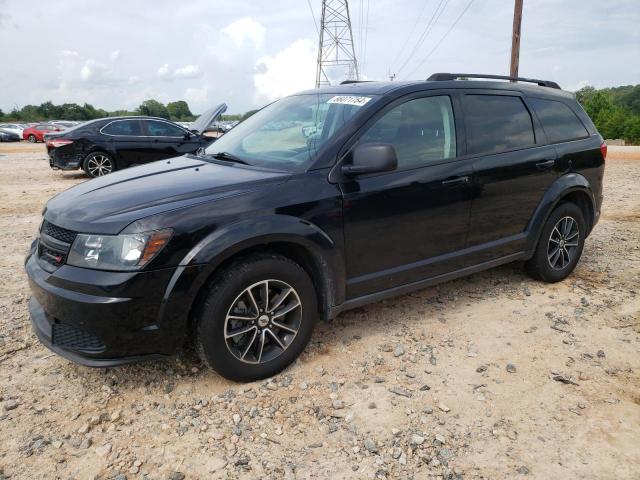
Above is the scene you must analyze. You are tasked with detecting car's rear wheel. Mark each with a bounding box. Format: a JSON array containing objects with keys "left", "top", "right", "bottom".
[
  {"left": 28, "top": 134, "right": 36, "bottom": 143},
  {"left": 526, "top": 202, "right": 586, "bottom": 282},
  {"left": 195, "top": 253, "right": 318, "bottom": 382},
  {"left": 84, "top": 152, "right": 115, "bottom": 177}
]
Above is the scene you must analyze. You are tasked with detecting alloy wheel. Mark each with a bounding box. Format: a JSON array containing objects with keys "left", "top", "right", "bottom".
[
  {"left": 87, "top": 155, "right": 113, "bottom": 176},
  {"left": 547, "top": 216, "right": 579, "bottom": 270},
  {"left": 224, "top": 279, "right": 302, "bottom": 364}
]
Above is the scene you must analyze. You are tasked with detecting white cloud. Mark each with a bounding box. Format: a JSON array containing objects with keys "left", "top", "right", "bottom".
[
  {"left": 174, "top": 64, "right": 202, "bottom": 79},
  {"left": 157, "top": 63, "right": 171, "bottom": 79},
  {"left": 222, "top": 17, "right": 266, "bottom": 49},
  {"left": 253, "top": 39, "right": 316, "bottom": 102},
  {"left": 79, "top": 59, "right": 109, "bottom": 82},
  {"left": 110, "top": 50, "right": 121, "bottom": 62},
  {"left": 568, "top": 79, "right": 591, "bottom": 92},
  {"left": 185, "top": 85, "right": 210, "bottom": 110},
  {"left": 158, "top": 64, "right": 202, "bottom": 80}
]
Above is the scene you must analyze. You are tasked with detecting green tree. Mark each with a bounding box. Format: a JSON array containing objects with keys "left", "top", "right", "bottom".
[
  {"left": 242, "top": 109, "right": 259, "bottom": 120},
  {"left": 137, "top": 99, "right": 169, "bottom": 119},
  {"left": 166, "top": 101, "right": 193, "bottom": 121},
  {"left": 0, "top": 108, "right": 4, "bottom": 120}
]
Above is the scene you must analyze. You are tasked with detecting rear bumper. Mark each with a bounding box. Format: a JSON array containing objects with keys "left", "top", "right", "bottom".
[{"left": 48, "top": 149, "right": 83, "bottom": 170}]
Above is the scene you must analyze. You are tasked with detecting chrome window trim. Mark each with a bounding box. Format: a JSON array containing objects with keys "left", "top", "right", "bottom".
[{"left": 99, "top": 118, "right": 191, "bottom": 138}]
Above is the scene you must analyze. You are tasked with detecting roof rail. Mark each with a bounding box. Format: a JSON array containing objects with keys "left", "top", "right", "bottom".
[
  {"left": 340, "top": 80, "right": 374, "bottom": 85},
  {"left": 427, "top": 73, "right": 561, "bottom": 89}
]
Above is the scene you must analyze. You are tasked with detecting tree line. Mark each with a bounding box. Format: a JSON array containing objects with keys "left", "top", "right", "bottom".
[
  {"left": 0, "top": 99, "right": 257, "bottom": 124},
  {"left": 2, "top": 85, "right": 638, "bottom": 143},
  {"left": 576, "top": 84, "right": 640, "bottom": 144}
]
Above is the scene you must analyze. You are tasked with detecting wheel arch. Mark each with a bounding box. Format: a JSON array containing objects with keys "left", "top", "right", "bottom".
[
  {"left": 526, "top": 173, "right": 597, "bottom": 254},
  {"left": 157, "top": 215, "right": 346, "bottom": 352}
]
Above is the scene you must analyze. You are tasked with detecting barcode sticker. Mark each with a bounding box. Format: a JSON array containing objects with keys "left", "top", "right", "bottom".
[{"left": 327, "top": 95, "right": 372, "bottom": 107}]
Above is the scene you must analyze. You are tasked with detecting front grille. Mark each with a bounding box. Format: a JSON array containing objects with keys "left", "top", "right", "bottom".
[
  {"left": 39, "top": 244, "right": 66, "bottom": 267},
  {"left": 52, "top": 323, "right": 105, "bottom": 352},
  {"left": 42, "top": 221, "right": 77, "bottom": 244}
]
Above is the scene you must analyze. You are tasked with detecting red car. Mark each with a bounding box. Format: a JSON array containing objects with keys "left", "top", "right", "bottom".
[{"left": 22, "top": 123, "right": 64, "bottom": 143}]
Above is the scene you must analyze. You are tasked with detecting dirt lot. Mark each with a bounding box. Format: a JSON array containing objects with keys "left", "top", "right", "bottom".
[{"left": 0, "top": 142, "right": 638, "bottom": 480}]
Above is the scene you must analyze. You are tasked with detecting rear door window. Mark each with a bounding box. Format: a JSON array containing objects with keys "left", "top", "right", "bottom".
[
  {"left": 463, "top": 95, "right": 535, "bottom": 155},
  {"left": 528, "top": 98, "right": 589, "bottom": 143},
  {"left": 145, "top": 120, "right": 185, "bottom": 137},
  {"left": 102, "top": 120, "right": 143, "bottom": 136}
]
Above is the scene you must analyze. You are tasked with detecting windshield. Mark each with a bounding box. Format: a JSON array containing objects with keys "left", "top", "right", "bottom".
[{"left": 204, "top": 93, "right": 375, "bottom": 171}]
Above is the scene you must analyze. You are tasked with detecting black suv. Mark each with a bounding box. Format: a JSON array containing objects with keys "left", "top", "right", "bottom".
[{"left": 25, "top": 73, "right": 606, "bottom": 381}]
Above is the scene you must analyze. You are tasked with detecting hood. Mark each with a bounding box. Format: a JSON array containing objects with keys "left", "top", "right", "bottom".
[
  {"left": 44, "top": 155, "right": 288, "bottom": 234},
  {"left": 190, "top": 103, "right": 227, "bottom": 134}
]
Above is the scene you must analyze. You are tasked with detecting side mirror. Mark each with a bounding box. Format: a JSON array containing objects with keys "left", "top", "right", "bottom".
[{"left": 341, "top": 143, "right": 398, "bottom": 176}]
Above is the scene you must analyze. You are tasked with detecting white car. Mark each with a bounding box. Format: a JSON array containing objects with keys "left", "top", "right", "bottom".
[{"left": 0, "top": 123, "right": 24, "bottom": 138}]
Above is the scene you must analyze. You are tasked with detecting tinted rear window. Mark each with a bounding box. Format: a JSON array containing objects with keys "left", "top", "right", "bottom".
[
  {"left": 464, "top": 95, "right": 535, "bottom": 155},
  {"left": 528, "top": 98, "right": 589, "bottom": 144},
  {"left": 102, "top": 120, "right": 142, "bottom": 136}
]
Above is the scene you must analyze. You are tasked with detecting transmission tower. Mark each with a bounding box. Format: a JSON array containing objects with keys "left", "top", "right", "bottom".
[{"left": 315, "top": 0, "right": 360, "bottom": 88}]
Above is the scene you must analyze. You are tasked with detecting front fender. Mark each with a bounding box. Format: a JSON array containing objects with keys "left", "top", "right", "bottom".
[
  {"left": 157, "top": 215, "right": 345, "bottom": 343},
  {"left": 525, "top": 172, "right": 596, "bottom": 253}
]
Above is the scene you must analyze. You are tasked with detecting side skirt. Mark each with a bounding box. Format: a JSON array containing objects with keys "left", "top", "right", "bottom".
[{"left": 328, "top": 251, "right": 528, "bottom": 319}]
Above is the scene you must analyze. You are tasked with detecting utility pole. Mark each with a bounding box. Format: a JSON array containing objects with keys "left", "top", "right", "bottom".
[
  {"left": 315, "top": 0, "right": 360, "bottom": 88},
  {"left": 510, "top": 0, "right": 523, "bottom": 79}
]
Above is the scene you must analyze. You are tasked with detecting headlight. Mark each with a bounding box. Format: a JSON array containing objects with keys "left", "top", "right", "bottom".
[{"left": 67, "top": 229, "right": 172, "bottom": 271}]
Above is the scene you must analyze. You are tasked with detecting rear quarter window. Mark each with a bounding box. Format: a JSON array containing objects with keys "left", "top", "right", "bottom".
[
  {"left": 463, "top": 95, "right": 535, "bottom": 155},
  {"left": 528, "top": 98, "right": 589, "bottom": 144}
]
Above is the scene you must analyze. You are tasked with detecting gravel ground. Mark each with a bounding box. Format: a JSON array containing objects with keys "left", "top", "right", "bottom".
[{"left": 0, "top": 142, "right": 638, "bottom": 479}]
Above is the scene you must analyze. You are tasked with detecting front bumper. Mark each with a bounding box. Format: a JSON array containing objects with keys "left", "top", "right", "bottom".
[
  {"left": 29, "top": 297, "right": 167, "bottom": 366},
  {"left": 25, "top": 251, "right": 189, "bottom": 366}
]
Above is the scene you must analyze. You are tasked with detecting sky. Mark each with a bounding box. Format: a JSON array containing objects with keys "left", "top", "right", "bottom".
[{"left": 0, "top": 0, "right": 638, "bottom": 115}]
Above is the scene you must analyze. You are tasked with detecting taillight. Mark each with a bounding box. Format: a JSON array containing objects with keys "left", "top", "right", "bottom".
[
  {"left": 46, "top": 138, "right": 74, "bottom": 148},
  {"left": 600, "top": 141, "right": 607, "bottom": 161}
]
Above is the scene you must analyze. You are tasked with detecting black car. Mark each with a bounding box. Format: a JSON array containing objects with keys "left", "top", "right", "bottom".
[
  {"left": 26, "top": 73, "right": 605, "bottom": 381},
  {"left": 0, "top": 129, "right": 21, "bottom": 142},
  {"left": 45, "top": 104, "right": 226, "bottom": 177}
]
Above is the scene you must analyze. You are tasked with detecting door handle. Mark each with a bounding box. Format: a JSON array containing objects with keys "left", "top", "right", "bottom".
[
  {"left": 442, "top": 176, "right": 469, "bottom": 186},
  {"left": 536, "top": 159, "right": 555, "bottom": 170}
]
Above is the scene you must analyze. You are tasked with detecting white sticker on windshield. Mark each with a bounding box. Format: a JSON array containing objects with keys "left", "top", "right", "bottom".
[{"left": 327, "top": 95, "right": 372, "bottom": 107}]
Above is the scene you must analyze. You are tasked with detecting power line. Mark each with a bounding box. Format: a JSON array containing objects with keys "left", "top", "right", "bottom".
[
  {"left": 390, "top": 0, "right": 431, "bottom": 72},
  {"left": 362, "top": 0, "right": 370, "bottom": 70},
  {"left": 395, "top": 0, "right": 449, "bottom": 76},
  {"left": 307, "top": 0, "right": 320, "bottom": 35},
  {"left": 406, "top": 0, "right": 476, "bottom": 79}
]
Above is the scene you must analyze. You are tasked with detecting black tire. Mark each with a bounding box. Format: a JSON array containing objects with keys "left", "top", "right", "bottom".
[
  {"left": 526, "top": 202, "right": 586, "bottom": 283},
  {"left": 195, "top": 253, "right": 318, "bottom": 382},
  {"left": 28, "top": 134, "right": 37, "bottom": 143},
  {"left": 83, "top": 152, "right": 115, "bottom": 177}
]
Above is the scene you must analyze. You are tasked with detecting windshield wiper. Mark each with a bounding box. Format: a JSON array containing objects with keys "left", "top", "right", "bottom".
[{"left": 206, "top": 151, "right": 250, "bottom": 165}]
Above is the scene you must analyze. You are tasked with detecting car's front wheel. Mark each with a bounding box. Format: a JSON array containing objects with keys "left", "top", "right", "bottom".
[
  {"left": 195, "top": 253, "right": 318, "bottom": 382},
  {"left": 28, "top": 134, "right": 36, "bottom": 143},
  {"left": 526, "top": 202, "right": 586, "bottom": 282},
  {"left": 84, "top": 152, "right": 115, "bottom": 177}
]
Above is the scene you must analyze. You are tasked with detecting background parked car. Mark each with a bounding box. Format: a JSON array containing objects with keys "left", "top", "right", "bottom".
[
  {"left": 45, "top": 103, "right": 227, "bottom": 177},
  {"left": 0, "top": 123, "right": 24, "bottom": 138},
  {"left": 0, "top": 129, "right": 21, "bottom": 142},
  {"left": 22, "top": 123, "right": 64, "bottom": 142},
  {"left": 49, "top": 120, "right": 81, "bottom": 129}
]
